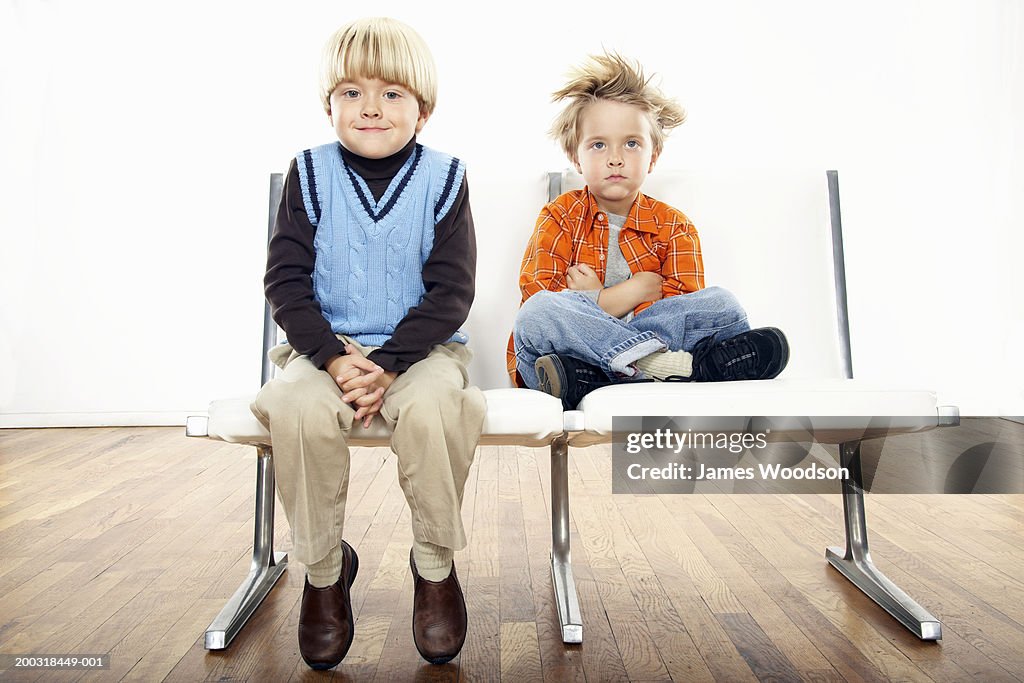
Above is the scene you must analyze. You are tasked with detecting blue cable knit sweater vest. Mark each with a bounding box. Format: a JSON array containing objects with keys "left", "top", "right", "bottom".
[{"left": 296, "top": 142, "right": 467, "bottom": 347}]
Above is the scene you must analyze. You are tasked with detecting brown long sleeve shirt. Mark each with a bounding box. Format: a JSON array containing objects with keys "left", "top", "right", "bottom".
[{"left": 264, "top": 137, "right": 477, "bottom": 373}]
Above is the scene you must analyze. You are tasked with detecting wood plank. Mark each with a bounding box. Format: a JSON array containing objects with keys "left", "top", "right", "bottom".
[
  {"left": 460, "top": 446, "right": 502, "bottom": 679},
  {"left": 4, "top": 427, "right": 1024, "bottom": 680},
  {"left": 780, "top": 493, "right": 1024, "bottom": 681},
  {"left": 0, "top": 561, "right": 83, "bottom": 625},
  {"left": 499, "top": 622, "right": 542, "bottom": 680},
  {"left": 498, "top": 448, "right": 534, "bottom": 624},
  {"left": 22, "top": 565, "right": 167, "bottom": 667},
  {"left": 574, "top": 575, "right": 630, "bottom": 682},
  {"left": 696, "top": 492, "right": 934, "bottom": 683},
  {"left": 630, "top": 496, "right": 760, "bottom": 683},
  {"left": 459, "top": 575, "right": 499, "bottom": 682},
  {"left": 717, "top": 612, "right": 804, "bottom": 682},
  {"left": 673, "top": 498, "right": 836, "bottom": 673},
  {"left": 120, "top": 598, "right": 222, "bottom": 681},
  {"left": 606, "top": 617, "right": 671, "bottom": 681},
  {"left": 1, "top": 565, "right": 155, "bottom": 655}
]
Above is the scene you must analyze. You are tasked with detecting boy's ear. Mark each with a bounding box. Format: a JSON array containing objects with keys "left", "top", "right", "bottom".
[
  {"left": 648, "top": 150, "right": 660, "bottom": 173},
  {"left": 415, "top": 110, "right": 430, "bottom": 134},
  {"left": 572, "top": 157, "right": 582, "bottom": 174}
]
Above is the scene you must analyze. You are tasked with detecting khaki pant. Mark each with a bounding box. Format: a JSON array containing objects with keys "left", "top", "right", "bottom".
[{"left": 251, "top": 338, "right": 486, "bottom": 567}]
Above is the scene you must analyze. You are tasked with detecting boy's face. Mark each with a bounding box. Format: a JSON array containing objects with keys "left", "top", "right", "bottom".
[
  {"left": 328, "top": 76, "right": 428, "bottom": 159},
  {"left": 574, "top": 99, "right": 659, "bottom": 216}
]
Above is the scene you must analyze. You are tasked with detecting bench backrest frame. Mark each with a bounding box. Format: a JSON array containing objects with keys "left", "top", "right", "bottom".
[{"left": 261, "top": 168, "right": 856, "bottom": 388}]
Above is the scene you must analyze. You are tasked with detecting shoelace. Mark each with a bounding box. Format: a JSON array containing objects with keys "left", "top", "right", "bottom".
[
  {"left": 572, "top": 364, "right": 608, "bottom": 386},
  {"left": 690, "top": 332, "right": 760, "bottom": 381}
]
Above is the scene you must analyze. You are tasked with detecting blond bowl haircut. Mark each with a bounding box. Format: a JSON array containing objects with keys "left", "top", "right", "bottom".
[
  {"left": 319, "top": 17, "right": 438, "bottom": 117},
  {"left": 550, "top": 53, "right": 687, "bottom": 163}
]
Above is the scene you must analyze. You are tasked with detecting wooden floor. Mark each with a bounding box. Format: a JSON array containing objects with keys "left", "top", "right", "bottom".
[{"left": 0, "top": 421, "right": 1023, "bottom": 681}]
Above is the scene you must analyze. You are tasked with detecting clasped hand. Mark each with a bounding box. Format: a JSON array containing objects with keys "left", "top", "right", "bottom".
[
  {"left": 565, "top": 263, "right": 603, "bottom": 291},
  {"left": 565, "top": 263, "right": 664, "bottom": 317},
  {"left": 325, "top": 344, "right": 397, "bottom": 429}
]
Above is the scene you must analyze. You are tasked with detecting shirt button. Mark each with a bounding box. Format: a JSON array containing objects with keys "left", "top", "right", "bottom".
[
  {"left": 600, "top": 253, "right": 605, "bottom": 260},
  {"left": 596, "top": 212, "right": 604, "bottom": 221}
]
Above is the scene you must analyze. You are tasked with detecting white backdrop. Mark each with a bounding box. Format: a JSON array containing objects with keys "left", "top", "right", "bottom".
[{"left": 1, "top": 0, "right": 1022, "bottom": 425}]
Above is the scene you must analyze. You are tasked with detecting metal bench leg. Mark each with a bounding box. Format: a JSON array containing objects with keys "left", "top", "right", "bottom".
[
  {"left": 825, "top": 440, "right": 941, "bottom": 640},
  {"left": 205, "top": 446, "right": 289, "bottom": 649},
  {"left": 549, "top": 435, "right": 583, "bottom": 643}
]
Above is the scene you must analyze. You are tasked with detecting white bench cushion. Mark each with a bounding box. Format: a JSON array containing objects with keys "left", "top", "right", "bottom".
[
  {"left": 569, "top": 378, "right": 940, "bottom": 446},
  {"left": 205, "top": 387, "right": 564, "bottom": 449},
  {"left": 476, "top": 388, "right": 565, "bottom": 445}
]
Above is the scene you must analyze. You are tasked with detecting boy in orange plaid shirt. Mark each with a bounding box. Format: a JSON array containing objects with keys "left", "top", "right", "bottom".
[{"left": 511, "top": 53, "right": 789, "bottom": 408}]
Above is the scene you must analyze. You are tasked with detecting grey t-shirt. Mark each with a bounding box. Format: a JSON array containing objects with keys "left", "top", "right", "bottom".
[
  {"left": 580, "top": 212, "right": 634, "bottom": 321},
  {"left": 604, "top": 213, "right": 633, "bottom": 287}
]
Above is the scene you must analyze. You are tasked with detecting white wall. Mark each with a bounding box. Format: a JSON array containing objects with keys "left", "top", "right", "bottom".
[{"left": 1, "top": 0, "right": 1021, "bottom": 425}]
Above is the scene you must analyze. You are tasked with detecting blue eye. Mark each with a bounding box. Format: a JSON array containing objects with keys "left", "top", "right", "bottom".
[
  {"left": 626, "top": 140, "right": 640, "bottom": 149},
  {"left": 342, "top": 89, "right": 359, "bottom": 99},
  {"left": 384, "top": 91, "right": 401, "bottom": 100},
  {"left": 592, "top": 141, "right": 606, "bottom": 150}
]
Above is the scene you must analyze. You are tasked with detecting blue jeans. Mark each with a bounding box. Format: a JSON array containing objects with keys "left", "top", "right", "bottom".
[{"left": 513, "top": 286, "right": 750, "bottom": 389}]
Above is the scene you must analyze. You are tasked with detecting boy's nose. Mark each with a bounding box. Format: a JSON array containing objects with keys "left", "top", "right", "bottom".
[{"left": 361, "top": 103, "right": 381, "bottom": 118}]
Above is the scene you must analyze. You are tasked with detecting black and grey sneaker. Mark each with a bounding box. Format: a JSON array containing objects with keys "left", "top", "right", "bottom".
[
  {"left": 682, "top": 327, "right": 790, "bottom": 382},
  {"left": 535, "top": 354, "right": 614, "bottom": 410}
]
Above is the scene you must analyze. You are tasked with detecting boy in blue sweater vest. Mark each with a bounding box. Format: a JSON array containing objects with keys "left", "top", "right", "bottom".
[{"left": 251, "top": 17, "right": 485, "bottom": 669}]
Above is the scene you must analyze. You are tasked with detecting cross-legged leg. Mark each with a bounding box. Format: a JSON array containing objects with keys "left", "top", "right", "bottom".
[
  {"left": 629, "top": 285, "right": 750, "bottom": 350},
  {"left": 513, "top": 289, "right": 664, "bottom": 388}
]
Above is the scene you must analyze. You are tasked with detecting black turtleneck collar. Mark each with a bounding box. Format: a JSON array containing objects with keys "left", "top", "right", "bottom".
[{"left": 339, "top": 136, "right": 417, "bottom": 183}]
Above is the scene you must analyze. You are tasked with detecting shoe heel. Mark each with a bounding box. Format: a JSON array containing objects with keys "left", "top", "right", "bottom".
[
  {"left": 776, "top": 328, "right": 791, "bottom": 372},
  {"left": 342, "top": 540, "right": 359, "bottom": 587},
  {"left": 765, "top": 327, "right": 790, "bottom": 378}
]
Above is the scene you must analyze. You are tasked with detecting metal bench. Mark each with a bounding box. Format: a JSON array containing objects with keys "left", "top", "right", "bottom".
[{"left": 186, "top": 167, "right": 956, "bottom": 648}]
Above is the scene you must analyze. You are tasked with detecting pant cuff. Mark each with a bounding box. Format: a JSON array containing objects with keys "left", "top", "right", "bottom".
[
  {"left": 606, "top": 337, "right": 665, "bottom": 377},
  {"left": 412, "top": 520, "right": 467, "bottom": 552}
]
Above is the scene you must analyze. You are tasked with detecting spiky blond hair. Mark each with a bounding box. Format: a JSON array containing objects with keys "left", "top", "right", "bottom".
[
  {"left": 319, "top": 17, "right": 437, "bottom": 116},
  {"left": 550, "top": 52, "right": 686, "bottom": 162}
]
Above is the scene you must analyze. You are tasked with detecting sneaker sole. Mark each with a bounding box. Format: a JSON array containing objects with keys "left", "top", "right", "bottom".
[{"left": 534, "top": 355, "right": 567, "bottom": 400}]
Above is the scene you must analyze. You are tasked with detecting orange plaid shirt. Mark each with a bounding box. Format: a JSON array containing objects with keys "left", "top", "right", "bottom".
[{"left": 507, "top": 189, "right": 705, "bottom": 385}]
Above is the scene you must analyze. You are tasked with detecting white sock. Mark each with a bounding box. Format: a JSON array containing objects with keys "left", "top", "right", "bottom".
[
  {"left": 307, "top": 544, "right": 343, "bottom": 588},
  {"left": 413, "top": 540, "right": 453, "bottom": 582},
  {"left": 633, "top": 349, "right": 694, "bottom": 380}
]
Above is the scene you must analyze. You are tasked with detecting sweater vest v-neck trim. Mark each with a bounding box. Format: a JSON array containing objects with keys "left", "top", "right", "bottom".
[
  {"left": 342, "top": 144, "right": 422, "bottom": 226},
  {"left": 294, "top": 141, "right": 466, "bottom": 347}
]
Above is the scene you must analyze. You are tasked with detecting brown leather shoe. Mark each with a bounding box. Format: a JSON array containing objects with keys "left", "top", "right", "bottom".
[
  {"left": 298, "top": 541, "right": 359, "bottom": 670},
  {"left": 409, "top": 548, "right": 467, "bottom": 665}
]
